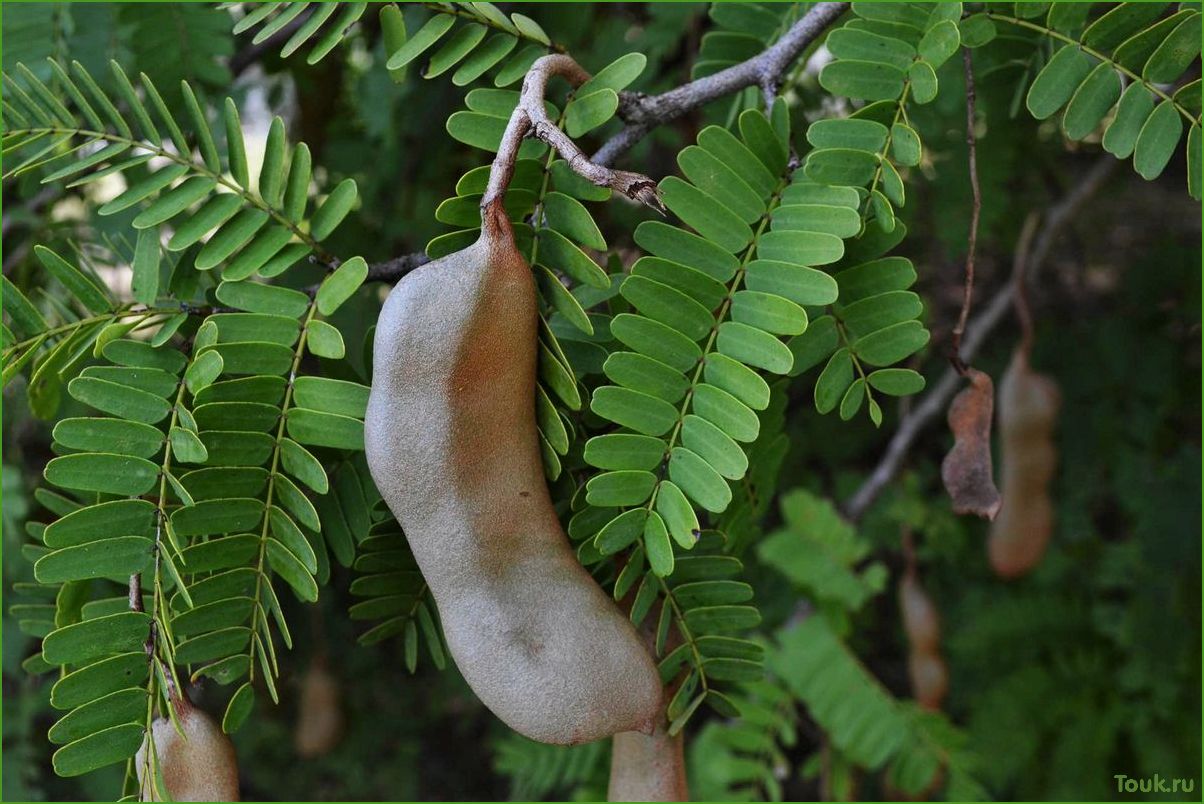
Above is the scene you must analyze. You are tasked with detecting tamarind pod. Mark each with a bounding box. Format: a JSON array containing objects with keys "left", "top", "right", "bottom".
[
  {"left": 608, "top": 725, "right": 688, "bottom": 802},
  {"left": 136, "top": 701, "right": 239, "bottom": 802},
  {"left": 364, "top": 207, "right": 662, "bottom": 744},
  {"left": 907, "top": 651, "right": 949, "bottom": 711},
  {"left": 898, "top": 573, "right": 940, "bottom": 654},
  {"left": 940, "top": 368, "right": 1002, "bottom": 519},
  {"left": 989, "top": 349, "right": 1060, "bottom": 579},
  {"left": 294, "top": 660, "right": 343, "bottom": 758},
  {"left": 607, "top": 556, "right": 688, "bottom": 802}
]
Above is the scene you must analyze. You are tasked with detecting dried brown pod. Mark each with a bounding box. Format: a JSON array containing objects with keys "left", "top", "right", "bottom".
[
  {"left": 940, "top": 367, "right": 1002, "bottom": 519},
  {"left": 294, "top": 658, "right": 343, "bottom": 758},
  {"left": 364, "top": 198, "right": 661, "bottom": 743},
  {"left": 136, "top": 698, "right": 239, "bottom": 802},
  {"left": 608, "top": 724, "right": 688, "bottom": 802},
  {"left": 989, "top": 348, "right": 1060, "bottom": 578}
]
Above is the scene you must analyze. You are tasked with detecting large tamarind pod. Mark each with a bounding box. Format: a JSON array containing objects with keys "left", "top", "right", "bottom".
[
  {"left": 608, "top": 725, "right": 688, "bottom": 802},
  {"left": 989, "top": 349, "right": 1060, "bottom": 579},
  {"left": 136, "top": 701, "right": 239, "bottom": 802},
  {"left": 907, "top": 651, "right": 949, "bottom": 711},
  {"left": 294, "top": 659, "right": 343, "bottom": 758},
  {"left": 365, "top": 207, "right": 662, "bottom": 744},
  {"left": 898, "top": 572, "right": 940, "bottom": 654}
]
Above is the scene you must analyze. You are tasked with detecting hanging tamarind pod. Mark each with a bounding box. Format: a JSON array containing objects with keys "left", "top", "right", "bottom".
[
  {"left": 989, "top": 347, "right": 1060, "bottom": 579},
  {"left": 608, "top": 558, "right": 688, "bottom": 802},
  {"left": 294, "top": 656, "right": 344, "bottom": 758},
  {"left": 609, "top": 725, "right": 688, "bottom": 802},
  {"left": 898, "top": 569, "right": 940, "bottom": 655},
  {"left": 365, "top": 55, "right": 664, "bottom": 745},
  {"left": 898, "top": 532, "right": 948, "bottom": 712},
  {"left": 941, "top": 368, "right": 1002, "bottom": 519},
  {"left": 136, "top": 694, "right": 239, "bottom": 802}
]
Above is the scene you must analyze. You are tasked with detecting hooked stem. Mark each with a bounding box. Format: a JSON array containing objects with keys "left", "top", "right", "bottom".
[{"left": 481, "top": 54, "right": 664, "bottom": 225}]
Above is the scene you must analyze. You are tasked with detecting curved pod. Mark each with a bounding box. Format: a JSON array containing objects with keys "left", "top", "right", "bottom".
[
  {"left": 365, "top": 209, "right": 661, "bottom": 744},
  {"left": 990, "top": 349, "right": 1060, "bottom": 579},
  {"left": 898, "top": 572, "right": 940, "bottom": 654}
]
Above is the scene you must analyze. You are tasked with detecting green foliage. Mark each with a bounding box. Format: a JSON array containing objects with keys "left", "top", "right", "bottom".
[
  {"left": 230, "top": 1, "right": 557, "bottom": 83},
  {"left": 492, "top": 733, "right": 608, "bottom": 801},
  {"left": 963, "top": 1, "right": 1203, "bottom": 195},
  {"left": 757, "top": 490, "right": 887, "bottom": 617},
  {"left": 816, "top": 2, "right": 964, "bottom": 229},
  {"left": 3, "top": 2, "right": 1200, "bottom": 801},
  {"left": 123, "top": 3, "right": 233, "bottom": 102},
  {"left": 347, "top": 507, "right": 447, "bottom": 674},
  {"left": 2, "top": 58, "right": 357, "bottom": 280},
  {"left": 572, "top": 103, "right": 930, "bottom": 706},
  {"left": 2, "top": 53, "right": 373, "bottom": 792},
  {"left": 230, "top": 2, "right": 370, "bottom": 66},
  {"left": 688, "top": 678, "right": 799, "bottom": 801},
  {"left": 696, "top": 3, "right": 803, "bottom": 79},
  {"left": 763, "top": 604, "right": 987, "bottom": 801}
]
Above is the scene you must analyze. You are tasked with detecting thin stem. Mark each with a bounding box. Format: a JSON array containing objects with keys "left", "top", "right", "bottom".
[
  {"left": 644, "top": 176, "right": 789, "bottom": 515},
  {"left": 2, "top": 306, "right": 181, "bottom": 360},
  {"left": 128, "top": 572, "right": 144, "bottom": 613},
  {"left": 247, "top": 299, "right": 318, "bottom": 684},
  {"left": 867, "top": 82, "right": 913, "bottom": 203},
  {"left": 841, "top": 157, "right": 1117, "bottom": 522},
  {"left": 1011, "top": 213, "right": 1041, "bottom": 356},
  {"left": 950, "top": 48, "right": 981, "bottom": 375},
  {"left": 482, "top": 54, "right": 664, "bottom": 226},
  {"left": 655, "top": 578, "right": 709, "bottom": 694},
  {"left": 367, "top": 4, "right": 851, "bottom": 280},
  {"left": 136, "top": 372, "right": 190, "bottom": 796}
]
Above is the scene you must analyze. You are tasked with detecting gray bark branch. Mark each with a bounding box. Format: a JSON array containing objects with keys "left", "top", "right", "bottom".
[
  {"left": 592, "top": 2, "right": 850, "bottom": 166},
  {"left": 367, "top": 2, "right": 851, "bottom": 283},
  {"left": 841, "top": 157, "right": 1118, "bottom": 522}
]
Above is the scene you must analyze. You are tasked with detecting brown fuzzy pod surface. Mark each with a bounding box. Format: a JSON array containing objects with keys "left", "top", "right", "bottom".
[
  {"left": 989, "top": 349, "right": 1060, "bottom": 578},
  {"left": 941, "top": 368, "right": 1002, "bottom": 519},
  {"left": 364, "top": 207, "right": 662, "bottom": 744},
  {"left": 136, "top": 701, "right": 239, "bottom": 802},
  {"left": 294, "top": 659, "right": 344, "bottom": 757},
  {"left": 608, "top": 725, "right": 688, "bottom": 802}
]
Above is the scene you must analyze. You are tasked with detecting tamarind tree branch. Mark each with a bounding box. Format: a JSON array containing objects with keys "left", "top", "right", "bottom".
[
  {"left": 591, "top": 2, "right": 850, "bottom": 167},
  {"left": 485, "top": 54, "right": 664, "bottom": 212},
  {"left": 365, "top": 250, "right": 430, "bottom": 282},
  {"left": 366, "top": 4, "right": 849, "bottom": 283},
  {"left": 841, "top": 156, "right": 1117, "bottom": 522}
]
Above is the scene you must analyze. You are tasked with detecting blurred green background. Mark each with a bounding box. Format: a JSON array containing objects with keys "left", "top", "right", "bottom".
[{"left": 3, "top": 3, "right": 1200, "bottom": 801}]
